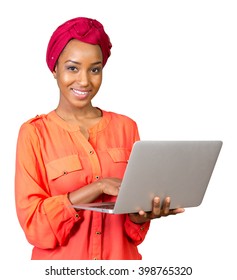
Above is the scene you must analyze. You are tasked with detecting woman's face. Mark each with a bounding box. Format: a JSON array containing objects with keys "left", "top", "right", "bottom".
[{"left": 53, "top": 39, "right": 103, "bottom": 112}]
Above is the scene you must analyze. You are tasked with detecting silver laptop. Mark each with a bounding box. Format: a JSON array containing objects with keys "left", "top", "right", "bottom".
[{"left": 72, "top": 140, "right": 223, "bottom": 214}]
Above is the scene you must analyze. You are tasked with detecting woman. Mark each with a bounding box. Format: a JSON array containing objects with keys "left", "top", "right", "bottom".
[{"left": 15, "top": 17, "right": 184, "bottom": 260}]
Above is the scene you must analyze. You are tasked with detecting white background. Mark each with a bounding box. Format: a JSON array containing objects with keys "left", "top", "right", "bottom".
[{"left": 0, "top": 0, "right": 236, "bottom": 279}]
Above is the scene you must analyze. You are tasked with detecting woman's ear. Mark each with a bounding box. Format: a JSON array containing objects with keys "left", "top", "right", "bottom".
[{"left": 53, "top": 67, "right": 57, "bottom": 79}]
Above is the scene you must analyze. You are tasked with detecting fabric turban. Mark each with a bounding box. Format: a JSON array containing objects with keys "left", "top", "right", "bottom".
[{"left": 46, "top": 17, "right": 112, "bottom": 72}]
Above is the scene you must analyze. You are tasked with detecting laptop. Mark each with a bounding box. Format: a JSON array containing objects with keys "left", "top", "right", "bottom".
[{"left": 71, "top": 140, "right": 223, "bottom": 214}]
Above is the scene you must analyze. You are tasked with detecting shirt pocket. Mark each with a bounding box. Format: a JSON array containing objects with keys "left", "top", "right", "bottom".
[
  {"left": 46, "top": 154, "right": 82, "bottom": 181},
  {"left": 107, "top": 148, "right": 131, "bottom": 163}
]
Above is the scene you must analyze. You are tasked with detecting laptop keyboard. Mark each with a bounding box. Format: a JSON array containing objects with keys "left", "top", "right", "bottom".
[{"left": 94, "top": 203, "right": 115, "bottom": 209}]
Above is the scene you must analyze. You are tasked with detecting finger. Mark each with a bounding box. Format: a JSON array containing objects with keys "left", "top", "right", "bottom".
[
  {"left": 138, "top": 210, "right": 146, "bottom": 216},
  {"left": 170, "top": 208, "right": 185, "bottom": 215},
  {"left": 162, "top": 197, "right": 171, "bottom": 215},
  {"left": 139, "top": 210, "right": 150, "bottom": 220},
  {"left": 152, "top": 197, "right": 161, "bottom": 217}
]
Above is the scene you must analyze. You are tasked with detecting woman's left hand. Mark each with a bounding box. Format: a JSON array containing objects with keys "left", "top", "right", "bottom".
[{"left": 128, "top": 196, "right": 185, "bottom": 224}]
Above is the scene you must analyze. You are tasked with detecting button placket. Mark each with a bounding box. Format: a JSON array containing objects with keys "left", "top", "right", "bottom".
[
  {"left": 71, "top": 131, "right": 103, "bottom": 258},
  {"left": 88, "top": 149, "right": 101, "bottom": 181},
  {"left": 73, "top": 136, "right": 102, "bottom": 258}
]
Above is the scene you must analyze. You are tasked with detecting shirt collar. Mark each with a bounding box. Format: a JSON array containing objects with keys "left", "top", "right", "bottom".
[{"left": 48, "top": 109, "right": 111, "bottom": 133}]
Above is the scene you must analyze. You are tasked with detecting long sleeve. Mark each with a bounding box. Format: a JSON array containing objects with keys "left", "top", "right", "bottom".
[
  {"left": 124, "top": 215, "right": 150, "bottom": 246},
  {"left": 15, "top": 123, "right": 80, "bottom": 249}
]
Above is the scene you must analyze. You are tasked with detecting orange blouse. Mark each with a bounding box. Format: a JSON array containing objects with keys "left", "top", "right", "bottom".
[{"left": 15, "top": 110, "right": 150, "bottom": 260}]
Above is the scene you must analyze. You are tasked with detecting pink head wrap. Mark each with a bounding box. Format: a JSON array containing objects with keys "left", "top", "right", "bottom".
[{"left": 46, "top": 17, "right": 112, "bottom": 72}]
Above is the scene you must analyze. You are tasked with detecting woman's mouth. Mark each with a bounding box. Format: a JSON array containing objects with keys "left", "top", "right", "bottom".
[{"left": 72, "top": 88, "right": 90, "bottom": 99}]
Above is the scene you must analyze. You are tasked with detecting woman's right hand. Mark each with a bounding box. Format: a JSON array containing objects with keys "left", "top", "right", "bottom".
[
  {"left": 99, "top": 178, "right": 121, "bottom": 196},
  {"left": 68, "top": 177, "right": 121, "bottom": 205}
]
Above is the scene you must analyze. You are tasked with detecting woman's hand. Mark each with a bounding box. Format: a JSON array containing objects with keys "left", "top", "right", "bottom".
[
  {"left": 99, "top": 177, "right": 121, "bottom": 196},
  {"left": 68, "top": 178, "right": 121, "bottom": 205},
  {"left": 128, "top": 196, "right": 185, "bottom": 224}
]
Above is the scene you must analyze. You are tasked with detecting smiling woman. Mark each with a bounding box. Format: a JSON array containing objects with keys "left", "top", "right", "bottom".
[
  {"left": 53, "top": 39, "right": 103, "bottom": 129},
  {"left": 14, "top": 16, "right": 184, "bottom": 261}
]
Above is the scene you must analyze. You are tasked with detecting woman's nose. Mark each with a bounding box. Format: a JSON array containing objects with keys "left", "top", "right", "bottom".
[{"left": 77, "top": 70, "right": 89, "bottom": 86}]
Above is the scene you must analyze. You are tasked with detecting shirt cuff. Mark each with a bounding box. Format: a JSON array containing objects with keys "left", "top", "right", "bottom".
[{"left": 124, "top": 215, "right": 150, "bottom": 244}]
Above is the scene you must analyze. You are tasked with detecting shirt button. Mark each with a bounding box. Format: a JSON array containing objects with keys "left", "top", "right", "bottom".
[
  {"left": 140, "top": 226, "right": 145, "bottom": 231},
  {"left": 63, "top": 171, "right": 68, "bottom": 175},
  {"left": 95, "top": 176, "right": 100, "bottom": 180},
  {"left": 96, "top": 231, "right": 101, "bottom": 235},
  {"left": 89, "top": 150, "right": 94, "bottom": 155},
  {"left": 93, "top": 257, "right": 97, "bottom": 260},
  {"left": 75, "top": 213, "right": 79, "bottom": 219}
]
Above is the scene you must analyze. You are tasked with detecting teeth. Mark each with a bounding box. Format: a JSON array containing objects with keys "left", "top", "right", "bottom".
[{"left": 73, "top": 89, "right": 88, "bottom": 95}]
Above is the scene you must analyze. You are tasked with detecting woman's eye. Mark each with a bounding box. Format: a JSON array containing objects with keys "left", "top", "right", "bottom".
[
  {"left": 91, "top": 67, "right": 101, "bottom": 74},
  {"left": 67, "top": 66, "right": 77, "bottom": 71}
]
